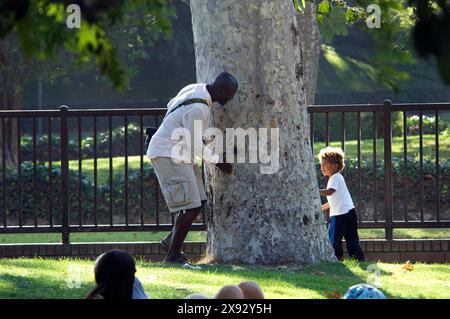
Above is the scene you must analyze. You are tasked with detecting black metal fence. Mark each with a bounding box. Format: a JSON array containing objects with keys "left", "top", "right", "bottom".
[
  {"left": 0, "top": 101, "right": 448, "bottom": 243},
  {"left": 309, "top": 100, "right": 450, "bottom": 239}
]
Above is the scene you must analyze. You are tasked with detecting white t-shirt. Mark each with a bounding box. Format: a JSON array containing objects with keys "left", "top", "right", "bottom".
[
  {"left": 326, "top": 172, "right": 354, "bottom": 217},
  {"left": 147, "top": 83, "right": 218, "bottom": 164}
]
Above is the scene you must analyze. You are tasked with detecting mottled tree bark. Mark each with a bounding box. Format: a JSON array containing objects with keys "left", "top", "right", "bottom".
[
  {"left": 0, "top": 40, "right": 19, "bottom": 168},
  {"left": 191, "top": 0, "right": 335, "bottom": 265},
  {"left": 0, "top": 84, "right": 20, "bottom": 168},
  {"left": 297, "top": 1, "right": 321, "bottom": 106}
]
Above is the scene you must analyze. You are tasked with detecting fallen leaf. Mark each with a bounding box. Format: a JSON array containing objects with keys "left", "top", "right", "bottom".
[
  {"left": 312, "top": 271, "right": 326, "bottom": 276},
  {"left": 402, "top": 261, "right": 414, "bottom": 271},
  {"left": 324, "top": 290, "right": 342, "bottom": 299}
]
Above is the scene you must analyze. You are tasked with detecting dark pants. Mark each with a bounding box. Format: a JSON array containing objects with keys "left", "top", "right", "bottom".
[{"left": 328, "top": 208, "right": 365, "bottom": 261}]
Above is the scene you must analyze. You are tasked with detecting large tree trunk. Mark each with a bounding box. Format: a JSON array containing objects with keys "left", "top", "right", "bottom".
[
  {"left": 191, "top": 0, "right": 336, "bottom": 265},
  {"left": 297, "top": 1, "right": 321, "bottom": 106}
]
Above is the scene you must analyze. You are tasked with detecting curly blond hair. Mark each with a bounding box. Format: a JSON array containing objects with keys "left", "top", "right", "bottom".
[{"left": 318, "top": 146, "right": 345, "bottom": 172}]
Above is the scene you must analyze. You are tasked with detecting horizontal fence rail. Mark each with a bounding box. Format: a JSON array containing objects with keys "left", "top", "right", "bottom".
[{"left": 0, "top": 101, "right": 449, "bottom": 244}]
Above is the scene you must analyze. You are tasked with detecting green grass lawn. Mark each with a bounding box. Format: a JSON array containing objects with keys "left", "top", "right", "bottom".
[
  {"left": 0, "top": 258, "right": 448, "bottom": 299},
  {"left": 0, "top": 231, "right": 204, "bottom": 244},
  {"left": 359, "top": 228, "right": 450, "bottom": 240},
  {"left": 0, "top": 228, "right": 448, "bottom": 244},
  {"left": 313, "top": 133, "right": 449, "bottom": 160},
  {"left": 64, "top": 156, "right": 201, "bottom": 184},
  {"left": 67, "top": 155, "right": 152, "bottom": 184}
]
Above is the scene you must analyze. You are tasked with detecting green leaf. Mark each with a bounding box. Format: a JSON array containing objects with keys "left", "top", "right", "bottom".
[
  {"left": 318, "top": 6, "right": 348, "bottom": 43},
  {"left": 294, "top": 0, "right": 306, "bottom": 12},
  {"left": 329, "top": 7, "right": 348, "bottom": 36},
  {"left": 318, "top": 0, "right": 331, "bottom": 15},
  {"left": 345, "top": 8, "right": 357, "bottom": 24},
  {"left": 318, "top": 17, "right": 334, "bottom": 43}
]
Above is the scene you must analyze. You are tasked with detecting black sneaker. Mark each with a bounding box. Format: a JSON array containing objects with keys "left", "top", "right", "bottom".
[{"left": 160, "top": 239, "right": 187, "bottom": 262}]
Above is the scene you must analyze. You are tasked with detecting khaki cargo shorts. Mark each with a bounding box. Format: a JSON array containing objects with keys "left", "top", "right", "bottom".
[{"left": 151, "top": 157, "right": 207, "bottom": 213}]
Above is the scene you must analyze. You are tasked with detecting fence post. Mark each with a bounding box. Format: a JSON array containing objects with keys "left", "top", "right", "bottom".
[
  {"left": 383, "top": 99, "right": 393, "bottom": 240},
  {"left": 60, "top": 105, "right": 70, "bottom": 249}
]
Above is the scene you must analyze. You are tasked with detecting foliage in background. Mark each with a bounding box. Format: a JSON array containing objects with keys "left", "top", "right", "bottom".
[
  {"left": 0, "top": 162, "right": 159, "bottom": 226},
  {"left": 410, "top": 0, "right": 450, "bottom": 83},
  {"left": 0, "top": 0, "right": 174, "bottom": 91},
  {"left": 312, "top": 112, "right": 449, "bottom": 141},
  {"left": 19, "top": 122, "right": 144, "bottom": 161},
  {"left": 313, "top": 0, "right": 416, "bottom": 92},
  {"left": 16, "top": 115, "right": 448, "bottom": 161},
  {"left": 405, "top": 115, "right": 445, "bottom": 135},
  {"left": 313, "top": 0, "right": 450, "bottom": 90},
  {"left": 0, "top": 156, "right": 448, "bottom": 226}
]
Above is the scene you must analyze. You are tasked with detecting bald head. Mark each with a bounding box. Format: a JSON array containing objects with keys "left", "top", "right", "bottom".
[
  {"left": 213, "top": 72, "right": 238, "bottom": 91},
  {"left": 238, "top": 281, "right": 264, "bottom": 299},
  {"left": 214, "top": 285, "right": 245, "bottom": 299},
  {"left": 207, "top": 72, "right": 238, "bottom": 106}
]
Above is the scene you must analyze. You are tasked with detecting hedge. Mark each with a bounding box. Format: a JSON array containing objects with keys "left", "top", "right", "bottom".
[
  {"left": 20, "top": 122, "right": 144, "bottom": 162},
  {"left": 0, "top": 157, "right": 448, "bottom": 226}
]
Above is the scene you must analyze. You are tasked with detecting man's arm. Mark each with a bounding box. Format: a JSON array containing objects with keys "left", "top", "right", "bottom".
[
  {"left": 319, "top": 188, "right": 336, "bottom": 196},
  {"left": 321, "top": 202, "right": 330, "bottom": 212},
  {"left": 183, "top": 106, "right": 231, "bottom": 173},
  {"left": 183, "top": 106, "right": 219, "bottom": 164}
]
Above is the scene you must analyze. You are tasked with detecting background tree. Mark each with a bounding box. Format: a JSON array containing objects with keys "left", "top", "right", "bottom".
[
  {"left": 296, "top": 0, "right": 322, "bottom": 105},
  {"left": 296, "top": 0, "right": 416, "bottom": 97},
  {"left": 0, "top": 0, "right": 174, "bottom": 166},
  {"left": 0, "top": 0, "right": 173, "bottom": 89}
]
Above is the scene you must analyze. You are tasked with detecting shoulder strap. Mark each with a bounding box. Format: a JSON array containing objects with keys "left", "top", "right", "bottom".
[{"left": 165, "top": 98, "right": 209, "bottom": 118}]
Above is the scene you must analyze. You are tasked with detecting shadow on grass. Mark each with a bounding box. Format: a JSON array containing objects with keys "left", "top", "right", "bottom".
[
  {"left": 0, "top": 257, "right": 404, "bottom": 299},
  {"left": 0, "top": 258, "right": 73, "bottom": 272},
  {"left": 0, "top": 273, "right": 92, "bottom": 299},
  {"left": 143, "top": 282, "right": 199, "bottom": 299},
  {"left": 0, "top": 271, "right": 199, "bottom": 299},
  {"left": 139, "top": 260, "right": 394, "bottom": 299}
]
